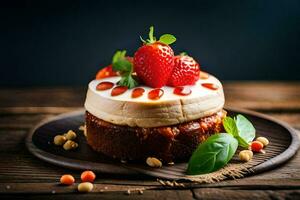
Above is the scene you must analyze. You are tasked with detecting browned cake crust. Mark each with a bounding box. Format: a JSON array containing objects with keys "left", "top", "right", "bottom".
[{"left": 85, "top": 110, "right": 226, "bottom": 163}]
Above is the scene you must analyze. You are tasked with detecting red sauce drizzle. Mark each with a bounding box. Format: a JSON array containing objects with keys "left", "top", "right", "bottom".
[
  {"left": 96, "top": 81, "right": 114, "bottom": 91},
  {"left": 131, "top": 87, "right": 145, "bottom": 98},
  {"left": 173, "top": 87, "right": 192, "bottom": 96},
  {"left": 111, "top": 86, "right": 128, "bottom": 96},
  {"left": 201, "top": 83, "right": 218, "bottom": 90},
  {"left": 148, "top": 88, "right": 164, "bottom": 100}
]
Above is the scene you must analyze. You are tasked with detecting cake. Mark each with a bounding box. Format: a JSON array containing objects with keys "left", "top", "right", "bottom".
[{"left": 84, "top": 26, "right": 226, "bottom": 163}]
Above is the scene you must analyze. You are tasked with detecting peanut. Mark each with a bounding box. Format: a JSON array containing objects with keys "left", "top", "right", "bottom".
[
  {"left": 65, "top": 130, "right": 77, "bottom": 140},
  {"left": 77, "top": 182, "right": 93, "bottom": 193},
  {"left": 63, "top": 140, "right": 78, "bottom": 150},
  {"left": 239, "top": 150, "right": 253, "bottom": 162},
  {"left": 53, "top": 135, "right": 67, "bottom": 146},
  {"left": 146, "top": 157, "right": 162, "bottom": 168},
  {"left": 256, "top": 137, "right": 269, "bottom": 147}
]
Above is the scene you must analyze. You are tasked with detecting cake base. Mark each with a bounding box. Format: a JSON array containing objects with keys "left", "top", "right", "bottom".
[{"left": 85, "top": 110, "right": 226, "bottom": 163}]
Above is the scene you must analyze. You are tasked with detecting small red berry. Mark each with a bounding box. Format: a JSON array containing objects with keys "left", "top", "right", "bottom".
[
  {"left": 81, "top": 170, "right": 96, "bottom": 183},
  {"left": 251, "top": 141, "right": 264, "bottom": 152}
]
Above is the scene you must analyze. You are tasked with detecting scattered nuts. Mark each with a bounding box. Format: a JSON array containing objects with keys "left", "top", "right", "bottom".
[
  {"left": 53, "top": 135, "right": 67, "bottom": 146},
  {"left": 78, "top": 182, "right": 93, "bottom": 193},
  {"left": 239, "top": 150, "right": 253, "bottom": 162},
  {"left": 146, "top": 157, "right": 162, "bottom": 168},
  {"left": 79, "top": 125, "right": 87, "bottom": 137},
  {"left": 256, "top": 137, "right": 269, "bottom": 147},
  {"left": 63, "top": 140, "right": 78, "bottom": 150},
  {"left": 65, "top": 130, "right": 77, "bottom": 140}
]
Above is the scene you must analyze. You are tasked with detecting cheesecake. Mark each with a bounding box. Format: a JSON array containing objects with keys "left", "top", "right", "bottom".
[
  {"left": 83, "top": 26, "right": 226, "bottom": 163},
  {"left": 84, "top": 73, "right": 226, "bottom": 162}
]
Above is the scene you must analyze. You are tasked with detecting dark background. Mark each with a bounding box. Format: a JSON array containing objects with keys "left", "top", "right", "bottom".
[{"left": 1, "top": 0, "right": 300, "bottom": 86}]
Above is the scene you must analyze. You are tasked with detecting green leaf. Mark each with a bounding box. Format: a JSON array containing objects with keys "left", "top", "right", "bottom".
[
  {"left": 112, "top": 50, "right": 126, "bottom": 64},
  {"left": 159, "top": 34, "right": 176, "bottom": 45},
  {"left": 236, "top": 136, "right": 251, "bottom": 148},
  {"left": 235, "top": 114, "right": 255, "bottom": 144},
  {"left": 112, "top": 58, "right": 131, "bottom": 72},
  {"left": 118, "top": 75, "right": 138, "bottom": 89},
  {"left": 187, "top": 133, "right": 238, "bottom": 175},
  {"left": 223, "top": 117, "right": 239, "bottom": 137}
]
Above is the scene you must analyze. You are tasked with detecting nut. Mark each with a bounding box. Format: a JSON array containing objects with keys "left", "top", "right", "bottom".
[
  {"left": 239, "top": 150, "right": 253, "bottom": 162},
  {"left": 256, "top": 137, "right": 269, "bottom": 147},
  {"left": 63, "top": 140, "right": 78, "bottom": 150},
  {"left": 53, "top": 135, "right": 67, "bottom": 146},
  {"left": 146, "top": 157, "right": 162, "bottom": 168},
  {"left": 77, "top": 182, "right": 93, "bottom": 193},
  {"left": 65, "top": 130, "right": 77, "bottom": 140}
]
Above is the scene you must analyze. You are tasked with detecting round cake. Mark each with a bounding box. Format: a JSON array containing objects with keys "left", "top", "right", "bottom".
[
  {"left": 84, "top": 73, "right": 226, "bottom": 162},
  {"left": 84, "top": 26, "right": 227, "bottom": 163}
]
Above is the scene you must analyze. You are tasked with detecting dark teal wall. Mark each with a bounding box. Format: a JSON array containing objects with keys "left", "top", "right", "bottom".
[{"left": 1, "top": 0, "right": 300, "bottom": 86}]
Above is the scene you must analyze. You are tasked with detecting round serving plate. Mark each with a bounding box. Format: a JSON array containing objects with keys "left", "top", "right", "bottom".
[{"left": 26, "top": 108, "right": 299, "bottom": 180}]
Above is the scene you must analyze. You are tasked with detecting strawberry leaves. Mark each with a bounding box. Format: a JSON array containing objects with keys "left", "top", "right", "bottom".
[
  {"left": 140, "top": 26, "right": 176, "bottom": 45},
  {"left": 159, "top": 34, "right": 176, "bottom": 45},
  {"left": 112, "top": 50, "right": 139, "bottom": 89}
]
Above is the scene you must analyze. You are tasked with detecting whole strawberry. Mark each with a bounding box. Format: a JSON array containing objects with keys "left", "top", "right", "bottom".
[
  {"left": 167, "top": 54, "right": 200, "bottom": 86},
  {"left": 134, "top": 26, "right": 176, "bottom": 88}
]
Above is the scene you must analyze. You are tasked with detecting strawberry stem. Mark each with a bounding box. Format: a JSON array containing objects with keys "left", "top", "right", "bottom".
[
  {"left": 139, "top": 26, "right": 176, "bottom": 45},
  {"left": 148, "top": 26, "right": 155, "bottom": 43}
]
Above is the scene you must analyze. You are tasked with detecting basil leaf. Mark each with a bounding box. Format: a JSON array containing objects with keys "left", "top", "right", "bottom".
[
  {"left": 235, "top": 114, "right": 255, "bottom": 144},
  {"left": 187, "top": 133, "right": 238, "bottom": 175},
  {"left": 236, "top": 136, "right": 251, "bottom": 148},
  {"left": 159, "top": 34, "right": 176, "bottom": 45},
  {"left": 223, "top": 117, "right": 239, "bottom": 137}
]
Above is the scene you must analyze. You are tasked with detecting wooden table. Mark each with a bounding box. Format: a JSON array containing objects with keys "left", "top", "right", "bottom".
[{"left": 0, "top": 82, "right": 299, "bottom": 200}]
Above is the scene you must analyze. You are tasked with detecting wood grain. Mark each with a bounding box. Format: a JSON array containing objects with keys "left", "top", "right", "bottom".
[{"left": 0, "top": 82, "right": 299, "bottom": 199}]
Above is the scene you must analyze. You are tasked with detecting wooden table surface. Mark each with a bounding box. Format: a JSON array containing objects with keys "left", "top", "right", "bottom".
[{"left": 0, "top": 82, "right": 299, "bottom": 200}]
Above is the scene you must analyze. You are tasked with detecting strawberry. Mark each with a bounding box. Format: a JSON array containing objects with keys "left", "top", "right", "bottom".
[
  {"left": 95, "top": 65, "right": 117, "bottom": 79},
  {"left": 134, "top": 26, "right": 176, "bottom": 88},
  {"left": 167, "top": 54, "right": 200, "bottom": 86}
]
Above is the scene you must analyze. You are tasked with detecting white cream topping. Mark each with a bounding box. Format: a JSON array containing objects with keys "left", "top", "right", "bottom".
[{"left": 84, "top": 73, "right": 225, "bottom": 128}]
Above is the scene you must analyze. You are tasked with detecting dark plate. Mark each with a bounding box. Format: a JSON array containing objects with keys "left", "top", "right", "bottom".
[{"left": 26, "top": 108, "right": 299, "bottom": 180}]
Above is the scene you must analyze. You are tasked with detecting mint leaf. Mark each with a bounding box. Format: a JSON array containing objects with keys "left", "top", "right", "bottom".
[
  {"left": 159, "top": 34, "right": 176, "bottom": 45},
  {"left": 118, "top": 75, "right": 138, "bottom": 89},
  {"left": 187, "top": 133, "right": 238, "bottom": 175},
  {"left": 235, "top": 114, "right": 255, "bottom": 144},
  {"left": 223, "top": 117, "right": 239, "bottom": 137},
  {"left": 112, "top": 50, "right": 126, "bottom": 64},
  {"left": 112, "top": 58, "right": 131, "bottom": 72},
  {"left": 111, "top": 50, "right": 139, "bottom": 89}
]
